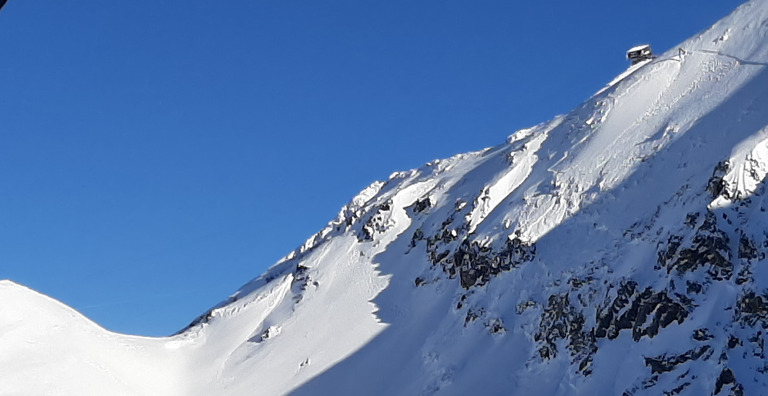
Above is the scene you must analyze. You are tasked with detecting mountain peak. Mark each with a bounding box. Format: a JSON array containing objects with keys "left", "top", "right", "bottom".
[{"left": 5, "top": 1, "right": 768, "bottom": 394}]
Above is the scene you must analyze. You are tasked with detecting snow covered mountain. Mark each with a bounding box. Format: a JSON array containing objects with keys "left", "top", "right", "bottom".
[{"left": 4, "top": 1, "right": 768, "bottom": 394}]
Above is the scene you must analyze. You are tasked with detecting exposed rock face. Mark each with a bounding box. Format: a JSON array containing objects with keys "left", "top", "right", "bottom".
[
  {"left": 8, "top": 2, "right": 768, "bottom": 395},
  {"left": 658, "top": 211, "right": 732, "bottom": 280},
  {"left": 360, "top": 200, "right": 394, "bottom": 242},
  {"left": 155, "top": 12, "right": 768, "bottom": 392},
  {"left": 595, "top": 283, "right": 689, "bottom": 341},
  {"left": 389, "top": 140, "right": 768, "bottom": 395},
  {"left": 454, "top": 236, "right": 536, "bottom": 289},
  {"left": 535, "top": 293, "right": 595, "bottom": 373},
  {"left": 735, "top": 291, "right": 768, "bottom": 328},
  {"left": 644, "top": 345, "right": 713, "bottom": 375}
]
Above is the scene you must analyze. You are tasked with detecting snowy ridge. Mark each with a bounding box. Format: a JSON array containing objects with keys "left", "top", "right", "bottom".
[
  {"left": 0, "top": 280, "right": 185, "bottom": 395},
  {"left": 4, "top": 1, "right": 768, "bottom": 395}
]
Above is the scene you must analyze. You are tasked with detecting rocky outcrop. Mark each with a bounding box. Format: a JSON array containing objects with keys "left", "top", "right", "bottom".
[
  {"left": 594, "top": 282, "right": 689, "bottom": 341},
  {"left": 714, "top": 368, "right": 743, "bottom": 396},
  {"left": 735, "top": 291, "right": 768, "bottom": 328},
  {"left": 534, "top": 293, "right": 596, "bottom": 374},
  {"left": 644, "top": 345, "right": 713, "bottom": 375},
  {"left": 454, "top": 236, "right": 536, "bottom": 289},
  {"left": 532, "top": 281, "right": 690, "bottom": 376},
  {"left": 359, "top": 200, "right": 394, "bottom": 242},
  {"left": 657, "top": 211, "right": 732, "bottom": 280}
]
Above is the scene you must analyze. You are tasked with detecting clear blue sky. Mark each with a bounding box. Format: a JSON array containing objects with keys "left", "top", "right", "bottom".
[{"left": 0, "top": 1, "right": 739, "bottom": 336}]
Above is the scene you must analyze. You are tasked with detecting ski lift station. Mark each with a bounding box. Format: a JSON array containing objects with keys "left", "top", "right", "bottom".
[{"left": 626, "top": 44, "right": 654, "bottom": 64}]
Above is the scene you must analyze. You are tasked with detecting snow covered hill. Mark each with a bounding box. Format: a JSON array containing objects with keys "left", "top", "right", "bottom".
[{"left": 4, "top": 1, "right": 768, "bottom": 394}]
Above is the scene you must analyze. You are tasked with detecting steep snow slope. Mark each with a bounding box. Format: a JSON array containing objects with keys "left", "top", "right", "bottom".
[{"left": 4, "top": 1, "right": 768, "bottom": 395}]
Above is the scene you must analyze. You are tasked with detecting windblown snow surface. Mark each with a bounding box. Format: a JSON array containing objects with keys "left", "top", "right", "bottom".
[{"left": 5, "top": 1, "right": 768, "bottom": 395}]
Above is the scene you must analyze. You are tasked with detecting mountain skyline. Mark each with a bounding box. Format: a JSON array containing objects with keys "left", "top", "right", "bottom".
[
  {"left": 4, "top": 1, "right": 768, "bottom": 394},
  {"left": 0, "top": 1, "right": 741, "bottom": 336}
]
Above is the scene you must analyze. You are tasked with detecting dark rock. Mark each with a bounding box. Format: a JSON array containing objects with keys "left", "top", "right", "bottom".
[
  {"left": 736, "top": 265, "right": 753, "bottom": 285},
  {"left": 455, "top": 236, "right": 536, "bottom": 289},
  {"left": 693, "top": 328, "right": 714, "bottom": 341},
  {"left": 486, "top": 318, "right": 505, "bottom": 334},
  {"left": 410, "top": 228, "right": 425, "bottom": 247},
  {"left": 684, "top": 212, "right": 699, "bottom": 228},
  {"left": 707, "top": 161, "right": 730, "bottom": 198},
  {"left": 686, "top": 281, "right": 702, "bottom": 294},
  {"left": 735, "top": 291, "right": 768, "bottom": 328},
  {"left": 359, "top": 200, "right": 394, "bottom": 242},
  {"left": 456, "top": 294, "right": 468, "bottom": 310},
  {"left": 569, "top": 277, "right": 594, "bottom": 289},
  {"left": 249, "top": 326, "right": 280, "bottom": 343},
  {"left": 714, "top": 368, "right": 736, "bottom": 394},
  {"left": 411, "top": 197, "right": 432, "bottom": 214},
  {"left": 535, "top": 294, "right": 596, "bottom": 374},
  {"left": 595, "top": 281, "right": 637, "bottom": 339},
  {"left": 644, "top": 345, "right": 712, "bottom": 374},
  {"left": 595, "top": 284, "right": 688, "bottom": 341},
  {"left": 738, "top": 233, "right": 758, "bottom": 260},
  {"left": 658, "top": 211, "right": 732, "bottom": 280},
  {"left": 665, "top": 382, "right": 691, "bottom": 395},
  {"left": 728, "top": 335, "right": 741, "bottom": 349},
  {"left": 464, "top": 308, "right": 484, "bottom": 326}
]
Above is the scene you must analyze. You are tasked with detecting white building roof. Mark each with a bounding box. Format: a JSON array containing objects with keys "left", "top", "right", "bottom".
[{"left": 627, "top": 44, "right": 651, "bottom": 53}]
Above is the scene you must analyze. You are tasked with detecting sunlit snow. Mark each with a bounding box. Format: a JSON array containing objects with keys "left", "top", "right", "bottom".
[{"left": 3, "top": 1, "right": 768, "bottom": 395}]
